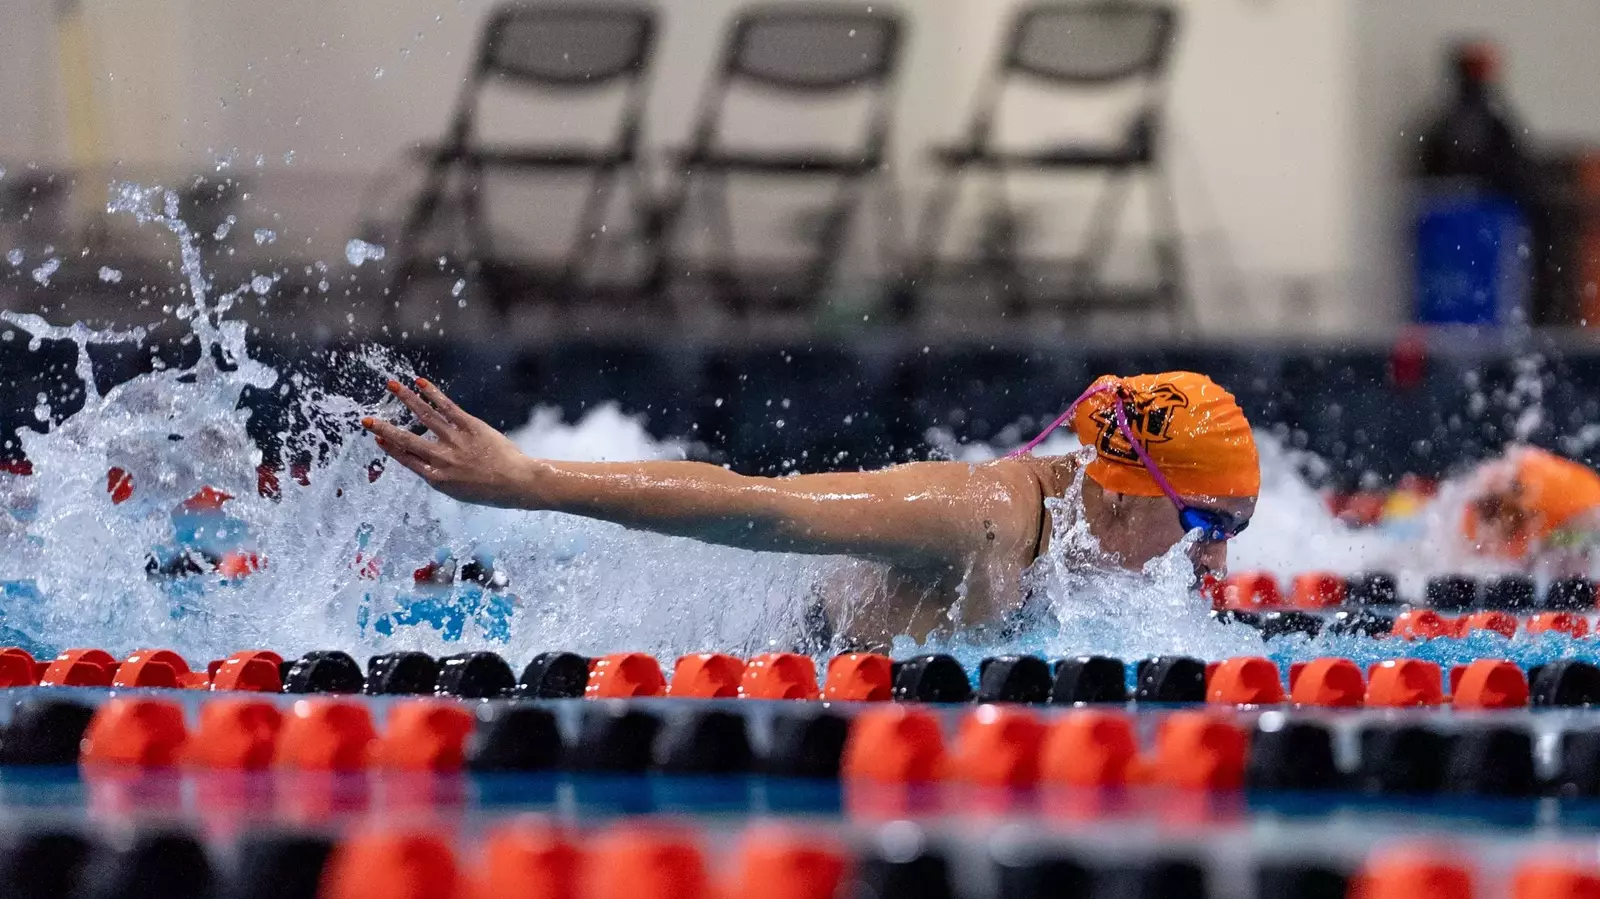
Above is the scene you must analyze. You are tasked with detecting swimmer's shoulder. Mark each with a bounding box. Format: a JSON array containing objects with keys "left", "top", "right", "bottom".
[{"left": 982, "top": 453, "right": 1079, "bottom": 501}]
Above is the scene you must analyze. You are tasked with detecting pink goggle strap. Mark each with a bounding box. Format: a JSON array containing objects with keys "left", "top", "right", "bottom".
[{"left": 1008, "top": 380, "right": 1189, "bottom": 510}]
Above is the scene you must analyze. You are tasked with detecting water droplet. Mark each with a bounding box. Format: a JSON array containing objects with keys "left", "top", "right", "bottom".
[
  {"left": 253, "top": 228, "right": 276, "bottom": 245},
  {"left": 5, "top": 249, "right": 22, "bottom": 267},
  {"left": 250, "top": 275, "right": 274, "bottom": 295},
  {"left": 30, "top": 258, "right": 60, "bottom": 286},
  {"left": 344, "top": 239, "right": 386, "bottom": 267},
  {"left": 373, "top": 67, "right": 384, "bottom": 79},
  {"left": 451, "top": 278, "right": 466, "bottom": 297},
  {"left": 98, "top": 266, "right": 123, "bottom": 284}
]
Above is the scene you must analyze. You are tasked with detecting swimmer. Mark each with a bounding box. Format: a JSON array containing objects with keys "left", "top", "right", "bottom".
[
  {"left": 363, "top": 371, "right": 1260, "bottom": 647},
  {"left": 1461, "top": 445, "right": 1600, "bottom": 574}
]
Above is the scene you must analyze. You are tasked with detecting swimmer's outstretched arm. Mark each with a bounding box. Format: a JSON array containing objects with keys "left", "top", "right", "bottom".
[{"left": 363, "top": 379, "right": 1042, "bottom": 569}]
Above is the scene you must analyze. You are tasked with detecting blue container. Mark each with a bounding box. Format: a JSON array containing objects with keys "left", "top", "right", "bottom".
[{"left": 1413, "top": 190, "right": 1529, "bottom": 326}]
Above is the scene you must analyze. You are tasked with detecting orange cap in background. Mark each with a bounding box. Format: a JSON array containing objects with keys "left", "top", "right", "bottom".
[
  {"left": 1071, "top": 372, "right": 1260, "bottom": 499},
  {"left": 1461, "top": 446, "right": 1600, "bottom": 558}
]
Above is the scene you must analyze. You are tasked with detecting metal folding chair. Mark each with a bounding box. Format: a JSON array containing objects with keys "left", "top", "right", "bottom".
[
  {"left": 899, "top": 1, "right": 1184, "bottom": 322},
  {"left": 388, "top": 2, "right": 657, "bottom": 316},
  {"left": 650, "top": 3, "right": 904, "bottom": 314}
]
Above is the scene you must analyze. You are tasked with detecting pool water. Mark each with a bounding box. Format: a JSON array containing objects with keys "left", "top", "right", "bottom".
[{"left": 0, "top": 183, "right": 1594, "bottom": 675}]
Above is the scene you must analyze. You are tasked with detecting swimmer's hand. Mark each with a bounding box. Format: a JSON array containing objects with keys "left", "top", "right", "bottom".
[{"left": 362, "top": 379, "right": 535, "bottom": 508}]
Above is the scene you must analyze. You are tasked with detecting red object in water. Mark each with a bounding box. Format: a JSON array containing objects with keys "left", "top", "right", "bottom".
[
  {"left": 216, "top": 552, "right": 261, "bottom": 579},
  {"left": 0, "top": 459, "right": 32, "bottom": 476},
  {"left": 1389, "top": 328, "right": 1429, "bottom": 391},
  {"left": 181, "top": 486, "right": 232, "bottom": 513},
  {"left": 106, "top": 467, "right": 134, "bottom": 505}
]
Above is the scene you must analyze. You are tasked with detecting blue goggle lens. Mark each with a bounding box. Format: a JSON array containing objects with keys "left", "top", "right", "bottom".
[{"left": 1179, "top": 507, "right": 1249, "bottom": 542}]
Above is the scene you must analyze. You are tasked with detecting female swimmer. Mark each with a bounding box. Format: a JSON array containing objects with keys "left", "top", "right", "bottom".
[{"left": 363, "top": 371, "right": 1260, "bottom": 646}]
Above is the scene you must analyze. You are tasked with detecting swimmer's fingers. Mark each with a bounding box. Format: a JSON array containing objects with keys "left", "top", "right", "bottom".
[
  {"left": 375, "top": 436, "right": 438, "bottom": 481},
  {"left": 414, "top": 377, "right": 479, "bottom": 431},
  {"left": 363, "top": 417, "right": 448, "bottom": 466},
  {"left": 386, "top": 379, "right": 453, "bottom": 437}
]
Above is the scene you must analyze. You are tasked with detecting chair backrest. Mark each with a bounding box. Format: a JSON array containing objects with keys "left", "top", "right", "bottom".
[
  {"left": 724, "top": 4, "right": 902, "bottom": 92},
  {"left": 476, "top": 2, "right": 656, "bottom": 87},
  {"left": 1004, "top": 1, "right": 1178, "bottom": 85},
  {"left": 449, "top": 2, "right": 657, "bottom": 152},
  {"left": 689, "top": 3, "right": 903, "bottom": 160}
]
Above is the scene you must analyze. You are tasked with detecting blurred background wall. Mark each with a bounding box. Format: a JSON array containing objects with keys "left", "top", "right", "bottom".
[{"left": 2, "top": 0, "right": 1598, "bottom": 335}]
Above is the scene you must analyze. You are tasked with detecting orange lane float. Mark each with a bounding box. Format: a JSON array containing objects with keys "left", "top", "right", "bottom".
[
  {"left": 586, "top": 653, "right": 667, "bottom": 699},
  {"left": 80, "top": 698, "right": 189, "bottom": 767},
  {"left": 372, "top": 701, "right": 476, "bottom": 771},
  {"left": 1219, "top": 572, "right": 1281, "bottom": 611},
  {"left": 1366, "top": 659, "right": 1445, "bottom": 708},
  {"left": 39, "top": 648, "right": 117, "bottom": 687},
  {"left": 182, "top": 699, "right": 283, "bottom": 769},
  {"left": 1149, "top": 711, "right": 1247, "bottom": 791},
  {"left": 209, "top": 650, "right": 285, "bottom": 692},
  {"left": 1206, "top": 656, "right": 1285, "bottom": 705},
  {"left": 112, "top": 649, "right": 212, "bottom": 689},
  {"left": 1450, "top": 660, "right": 1529, "bottom": 709},
  {"left": 1288, "top": 658, "right": 1367, "bottom": 708},
  {"left": 841, "top": 706, "right": 946, "bottom": 783},
  {"left": 274, "top": 700, "right": 377, "bottom": 771},
  {"left": 740, "top": 653, "right": 821, "bottom": 700},
  {"left": 1039, "top": 711, "right": 1139, "bottom": 787},
  {"left": 822, "top": 653, "right": 893, "bottom": 702},
  {"left": 945, "top": 705, "right": 1046, "bottom": 787},
  {"left": 667, "top": 653, "right": 745, "bottom": 699},
  {"left": 1289, "top": 572, "right": 1346, "bottom": 610}
]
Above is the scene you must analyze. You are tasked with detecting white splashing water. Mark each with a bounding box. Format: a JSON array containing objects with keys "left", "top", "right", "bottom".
[
  {"left": 0, "top": 183, "right": 1584, "bottom": 669},
  {"left": 344, "top": 239, "right": 385, "bottom": 267}
]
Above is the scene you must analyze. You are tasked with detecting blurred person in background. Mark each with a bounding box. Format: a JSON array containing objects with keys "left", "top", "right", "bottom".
[{"left": 1461, "top": 446, "right": 1600, "bottom": 574}]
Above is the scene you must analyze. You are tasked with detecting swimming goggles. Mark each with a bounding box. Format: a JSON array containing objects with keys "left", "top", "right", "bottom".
[{"left": 1007, "top": 381, "right": 1250, "bottom": 544}]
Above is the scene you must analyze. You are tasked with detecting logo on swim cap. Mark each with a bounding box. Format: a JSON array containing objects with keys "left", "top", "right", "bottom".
[{"left": 1089, "top": 383, "right": 1190, "bottom": 465}]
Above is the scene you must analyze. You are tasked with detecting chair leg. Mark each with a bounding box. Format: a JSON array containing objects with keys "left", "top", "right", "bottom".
[
  {"left": 643, "top": 169, "right": 689, "bottom": 299},
  {"left": 385, "top": 160, "right": 453, "bottom": 329},
  {"left": 896, "top": 168, "right": 964, "bottom": 321},
  {"left": 800, "top": 175, "right": 865, "bottom": 310},
  {"left": 702, "top": 172, "right": 742, "bottom": 314},
  {"left": 1073, "top": 168, "right": 1133, "bottom": 301},
  {"left": 1146, "top": 161, "right": 1189, "bottom": 329},
  {"left": 558, "top": 164, "right": 622, "bottom": 302}
]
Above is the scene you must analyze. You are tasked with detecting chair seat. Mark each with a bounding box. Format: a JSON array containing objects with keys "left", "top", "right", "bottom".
[
  {"left": 677, "top": 149, "right": 881, "bottom": 175},
  {"left": 413, "top": 143, "right": 637, "bottom": 169},
  {"left": 930, "top": 143, "right": 1150, "bottom": 169}
]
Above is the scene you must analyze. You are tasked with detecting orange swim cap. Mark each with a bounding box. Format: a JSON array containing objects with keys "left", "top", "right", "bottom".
[
  {"left": 1070, "top": 372, "right": 1260, "bottom": 499},
  {"left": 1462, "top": 446, "right": 1600, "bottom": 557}
]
